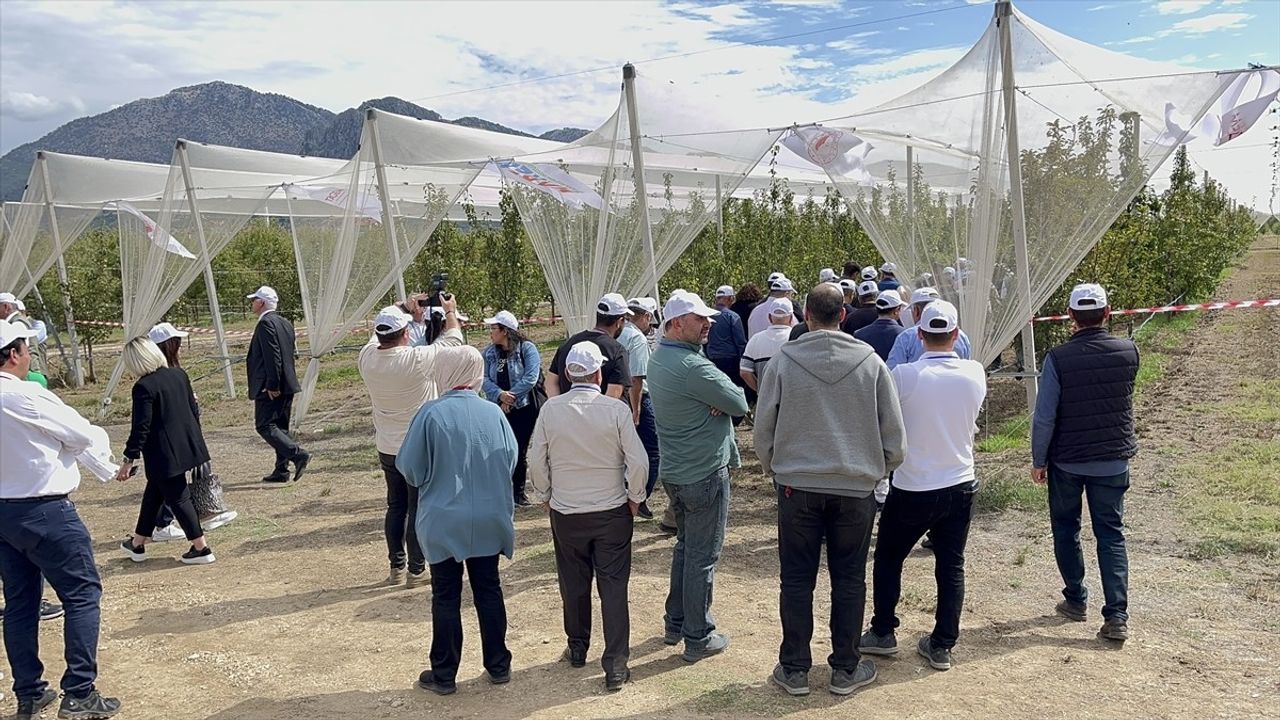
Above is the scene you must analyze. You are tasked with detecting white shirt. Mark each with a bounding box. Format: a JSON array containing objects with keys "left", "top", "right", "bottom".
[
  {"left": 0, "top": 371, "right": 102, "bottom": 497},
  {"left": 357, "top": 328, "right": 464, "bottom": 455},
  {"left": 890, "top": 352, "right": 988, "bottom": 491},
  {"left": 528, "top": 384, "right": 648, "bottom": 514},
  {"left": 741, "top": 324, "right": 792, "bottom": 375}
]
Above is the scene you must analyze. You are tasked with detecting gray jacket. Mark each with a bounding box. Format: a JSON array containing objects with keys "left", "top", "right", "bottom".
[{"left": 753, "top": 329, "right": 906, "bottom": 497}]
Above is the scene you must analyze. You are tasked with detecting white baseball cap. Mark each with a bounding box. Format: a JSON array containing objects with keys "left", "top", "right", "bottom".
[
  {"left": 1069, "top": 283, "right": 1108, "bottom": 311},
  {"left": 910, "top": 287, "right": 941, "bottom": 304},
  {"left": 714, "top": 285, "right": 736, "bottom": 298},
  {"left": 766, "top": 297, "right": 794, "bottom": 319},
  {"left": 943, "top": 266, "right": 957, "bottom": 276},
  {"left": 919, "top": 300, "right": 959, "bottom": 333},
  {"left": 597, "top": 292, "right": 634, "bottom": 317},
  {"left": 838, "top": 278, "right": 858, "bottom": 294},
  {"left": 662, "top": 290, "right": 718, "bottom": 322},
  {"left": 148, "top": 322, "right": 189, "bottom": 344},
  {"left": 767, "top": 271, "right": 786, "bottom": 284},
  {"left": 483, "top": 310, "right": 519, "bottom": 332},
  {"left": 769, "top": 277, "right": 794, "bottom": 292},
  {"left": 374, "top": 305, "right": 412, "bottom": 334},
  {"left": 875, "top": 289, "right": 905, "bottom": 310},
  {"left": 860, "top": 266, "right": 878, "bottom": 281},
  {"left": 857, "top": 280, "right": 879, "bottom": 297},
  {"left": 247, "top": 286, "right": 279, "bottom": 304},
  {"left": 818, "top": 268, "right": 837, "bottom": 283},
  {"left": 0, "top": 318, "right": 38, "bottom": 348},
  {"left": 627, "top": 296, "right": 658, "bottom": 316},
  {"left": 0, "top": 292, "right": 24, "bottom": 311},
  {"left": 880, "top": 262, "right": 897, "bottom": 274},
  {"left": 565, "top": 341, "right": 607, "bottom": 375}
]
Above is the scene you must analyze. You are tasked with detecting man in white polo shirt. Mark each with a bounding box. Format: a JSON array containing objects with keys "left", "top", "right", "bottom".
[
  {"left": 357, "top": 301, "right": 463, "bottom": 587},
  {"left": 529, "top": 341, "right": 648, "bottom": 692},
  {"left": 740, "top": 298, "right": 794, "bottom": 392},
  {"left": 859, "top": 300, "right": 987, "bottom": 673},
  {"left": 748, "top": 277, "right": 796, "bottom": 338}
]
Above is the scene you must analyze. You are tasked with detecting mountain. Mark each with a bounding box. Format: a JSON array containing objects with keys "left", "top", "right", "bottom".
[{"left": 0, "top": 82, "right": 593, "bottom": 201}]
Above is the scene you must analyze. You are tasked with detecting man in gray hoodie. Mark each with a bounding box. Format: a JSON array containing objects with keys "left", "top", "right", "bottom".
[{"left": 753, "top": 283, "right": 906, "bottom": 698}]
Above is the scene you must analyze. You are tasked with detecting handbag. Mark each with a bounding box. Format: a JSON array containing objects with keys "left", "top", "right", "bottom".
[{"left": 530, "top": 371, "right": 549, "bottom": 412}]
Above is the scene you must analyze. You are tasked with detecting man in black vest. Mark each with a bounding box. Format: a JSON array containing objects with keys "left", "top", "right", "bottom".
[
  {"left": 246, "top": 286, "right": 310, "bottom": 483},
  {"left": 1031, "top": 283, "right": 1138, "bottom": 643}
]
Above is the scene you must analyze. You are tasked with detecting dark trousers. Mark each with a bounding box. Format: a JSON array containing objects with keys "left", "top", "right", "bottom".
[
  {"left": 504, "top": 403, "right": 538, "bottom": 500},
  {"left": 427, "top": 554, "right": 512, "bottom": 686},
  {"left": 1048, "top": 466, "right": 1130, "bottom": 622},
  {"left": 871, "top": 481, "right": 976, "bottom": 649},
  {"left": 635, "top": 395, "right": 661, "bottom": 498},
  {"left": 550, "top": 504, "right": 634, "bottom": 674},
  {"left": 777, "top": 486, "right": 876, "bottom": 673},
  {"left": 379, "top": 452, "right": 424, "bottom": 574},
  {"left": 255, "top": 393, "right": 300, "bottom": 474},
  {"left": 133, "top": 473, "right": 203, "bottom": 541},
  {"left": 0, "top": 497, "right": 103, "bottom": 701}
]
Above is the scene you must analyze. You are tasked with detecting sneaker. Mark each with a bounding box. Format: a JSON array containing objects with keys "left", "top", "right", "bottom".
[
  {"left": 1098, "top": 618, "right": 1129, "bottom": 643},
  {"left": 920, "top": 535, "right": 935, "bottom": 550},
  {"left": 514, "top": 494, "right": 532, "bottom": 508},
  {"left": 151, "top": 522, "right": 185, "bottom": 542},
  {"left": 387, "top": 567, "right": 407, "bottom": 586},
  {"left": 203, "top": 510, "right": 238, "bottom": 531},
  {"left": 916, "top": 636, "right": 952, "bottom": 671},
  {"left": 657, "top": 523, "right": 678, "bottom": 536},
  {"left": 830, "top": 659, "right": 877, "bottom": 696},
  {"left": 16, "top": 687, "right": 57, "bottom": 720},
  {"left": 39, "top": 600, "right": 64, "bottom": 622},
  {"left": 406, "top": 570, "right": 429, "bottom": 589},
  {"left": 58, "top": 689, "right": 121, "bottom": 719},
  {"left": 682, "top": 632, "right": 729, "bottom": 663},
  {"left": 120, "top": 538, "right": 146, "bottom": 563},
  {"left": 858, "top": 628, "right": 899, "bottom": 656},
  {"left": 292, "top": 451, "right": 311, "bottom": 482},
  {"left": 181, "top": 546, "right": 216, "bottom": 565},
  {"left": 1055, "top": 599, "right": 1087, "bottom": 622},
  {"left": 417, "top": 670, "right": 456, "bottom": 696},
  {"left": 487, "top": 670, "right": 511, "bottom": 685},
  {"left": 604, "top": 668, "right": 630, "bottom": 692},
  {"left": 770, "top": 664, "right": 810, "bottom": 696},
  {"left": 663, "top": 629, "right": 681, "bottom": 646},
  {"left": 636, "top": 502, "right": 654, "bottom": 520}
]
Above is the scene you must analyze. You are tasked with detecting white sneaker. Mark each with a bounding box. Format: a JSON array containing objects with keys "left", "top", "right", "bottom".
[
  {"left": 152, "top": 522, "right": 185, "bottom": 542},
  {"left": 203, "top": 510, "right": 238, "bottom": 531}
]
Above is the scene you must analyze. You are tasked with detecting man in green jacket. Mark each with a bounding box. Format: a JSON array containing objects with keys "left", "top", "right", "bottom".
[{"left": 649, "top": 290, "right": 748, "bottom": 663}]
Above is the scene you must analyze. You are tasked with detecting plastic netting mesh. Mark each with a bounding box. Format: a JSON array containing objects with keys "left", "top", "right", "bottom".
[{"left": 1, "top": 162, "right": 101, "bottom": 297}]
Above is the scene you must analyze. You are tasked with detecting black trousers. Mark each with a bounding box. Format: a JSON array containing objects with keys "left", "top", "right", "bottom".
[
  {"left": 871, "top": 481, "right": 977, "bottom": 649},
  {"left": 776, "top": 486, "right": 876, "bottom": 673},
  {"left": 427, "top": 554, "right": 511, "bottom": 686},
  {"left": 254, "top": 394, "right": 300, "bottom": 475},
  {"left": 378, "top": 452, "right": 424, "bottom": 574},
  {"left": 134, "top": 473, "right": 203, "bottom": 541},
  {"left": 504, "top": 403, "right": 538, "bottom": 499},
  {"left": 550, "top": 504, "right": 634, "bottom": 674}
]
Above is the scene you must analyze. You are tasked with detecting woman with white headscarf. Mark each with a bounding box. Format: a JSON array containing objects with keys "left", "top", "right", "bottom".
[{"left": 396, "top": 345, "right": 518, "bottom": 696}]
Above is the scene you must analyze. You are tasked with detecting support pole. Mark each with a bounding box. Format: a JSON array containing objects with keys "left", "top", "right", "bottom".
[
  {"left": 177, "top": 141, "right": 236, "bottom": 399},
  {"left": 37, "top": 153, "right": 84, "bottom": 387},
  {"left": 906, "top": 145, "right": 916, "bottom": 273},
  {"left": 715, "top": 175, "right": 724, "bottom": 258},
  {"left": 366, "top": 110, "right": 408, "bottom": 301},
  {"left": 997, "top": 0, "right": 1039, "bottom": 414},
  {"left": 623, "top": 64, "right": 661, "bottom": 304}
]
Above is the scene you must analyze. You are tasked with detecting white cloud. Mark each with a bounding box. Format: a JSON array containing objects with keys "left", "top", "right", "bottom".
[
  {"left": 1119, "top": 35, "right": 1157, "bottom": 44},
  {"left": 1160, "top": 12, "right": 1252, "bottom": 35},
  {"left": 1087, "top": 4, "right": 1114, "bottom": 10},
  {"left": 0, "top": 91, "right": 84, "bottom": 121},
  {"left": 1154, "top": 0, "right": 1214, "bottom": 14}
]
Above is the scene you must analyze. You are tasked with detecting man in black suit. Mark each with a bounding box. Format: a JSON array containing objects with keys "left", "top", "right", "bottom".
[{"left": 246, "top": 286, "right": 310, "bottom": 483}]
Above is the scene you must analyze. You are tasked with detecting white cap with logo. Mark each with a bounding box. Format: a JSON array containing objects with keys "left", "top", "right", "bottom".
[
  {"left": 1069, "top": 283, "right": 1108, "bottom": 310},
  {"left": 767, "top": 271, "right": 786, "bottom": 284},
  {"left": 714, "top": 285, "right": 735, "bottom": 298},
  {"left": 0, "top": 292, "right": 25, "bottom": 311},
  {"left": 565, "top": 341, "right": 607, "bottom": 376},
  {"left": 910, "top": 287, "right": 941, "bottom": 305},
  {"left": 483, "top": 310, "right": 519, "bottom": 332},
  {"left": 838, "top": 278, "right": 858, "bottom": 294},
  {"left": 247, "top": 286, "right": 279, "bottom": 304},
  {"left": 597, "top": 292, "right": 634, "bottom": 317},
  {"left": 919, "top": 300, "right": 959, "bottom": 333},
  {"left": 818, "top": 268, "right": 838, "bottom": 284},
  {"left": 627, "top": 296, "right": 658, "bottom": 316},
  {"left": 857, "top": 280, "right": 879, "bottom": 297},
  {"left": 0, "top": 318, "right": 38, "bottom": 348},
  {"left": 769, "top": 277, "right": 794, "bottom": 292},
  {"left": 148, "top": 322, "right": 190, "bottom": 344},
  {"left": 374, "top": 305, "right": 412, "bottom": 334},
  {"left": 875, "top": 289, "right": 905, "bottom": 310},
  {"left": 860, "top": 266, "right": 878, "bottom": 281},
  {"left": 880, "top": 262, "right": 897, "bottom": 274},
  {"left": 767, "top": 298, "right": 794, "bottom": 319},
  {"left": 662, "top": 290, "right": 719, "bottom": 322}
]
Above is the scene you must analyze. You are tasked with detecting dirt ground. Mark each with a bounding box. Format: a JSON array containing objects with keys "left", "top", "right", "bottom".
[{"left": 6, "top": 239, "right": 1278, "bottom": 720}]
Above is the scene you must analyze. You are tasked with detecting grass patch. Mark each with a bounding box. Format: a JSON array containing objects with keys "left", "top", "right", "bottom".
[
  {"left": 1182, "top": 439, "right": 1280, "bottom": 559},
  {"left": 1215, "top": 379, "right": 1280, "bottom": 424},
  {"left": 977, "top": 416, "right": 1030, "bottom": 453},
  {"left": 316, "top": 363, "right": 361, "bottom": 388},
  {"left": 976, "top": 468, "right": 1046, "bottom": 513}
]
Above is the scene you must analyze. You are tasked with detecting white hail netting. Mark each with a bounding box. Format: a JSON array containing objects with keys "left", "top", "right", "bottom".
[
  {"left": 0, "top": 159, "right": 102, "bottom": 296},
  {"left": 808, "top": 4, "right": 1232, "bottom": 363},
  {"left": 502, "top": 70, "right": 781, "bottom": 332}
]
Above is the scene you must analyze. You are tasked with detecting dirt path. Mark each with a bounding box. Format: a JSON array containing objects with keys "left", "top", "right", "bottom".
[{"left": 11, "top": 240, "right": 1278, "bottom": 720}]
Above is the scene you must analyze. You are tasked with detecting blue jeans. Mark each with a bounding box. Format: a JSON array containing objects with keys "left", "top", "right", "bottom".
[
  {"left": 663, "top": 466, "right": 730, "bottom": 649},
  {"left": 1047, "top": 466, "right": 1129, "bottom": 622},
  {"left": 636, "top": 395, "right": 661, "bottom": 498},
  {"left": 0, "top": 497, "right": 103, "bottom": 701}
]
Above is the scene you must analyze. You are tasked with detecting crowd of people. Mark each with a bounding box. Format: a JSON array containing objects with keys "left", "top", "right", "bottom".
[{"left": 0, "top": 264, "right": 1140, "bottom": 715}]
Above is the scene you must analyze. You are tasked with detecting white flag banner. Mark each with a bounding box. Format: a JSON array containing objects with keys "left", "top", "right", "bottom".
[
  {"left": 1153, "top": 69, "right": 1279, "bottom": 148},
  {"left": 782, "top": 127, "right": 875, "bottom": 185},
  {"left": 109, "top": 201, "right": 196, "bottom": 259},
  {"left": 497, "top": 161, "right": 604, "bottom": 210},
  {"left": 284, "top": 184, "right": 384, "bottom": 223}
]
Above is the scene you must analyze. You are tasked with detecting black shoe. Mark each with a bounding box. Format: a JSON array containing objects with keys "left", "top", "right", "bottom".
[
  {"left": 1098, "top": 618, "right": 1129, "bottom": 643},
  {"left": 916, "top": 636, "right": 952, "bottom": 671},
  {"left": 663, "top": 629, "right": 681, "bottom": 646},
  {"left": 563, "top": 646, "right": 587, "bottom": 668},
  {"left": 857, "top": 628, "right": 899, "bottom": 656},
  {"left": 181, "top": 546, "right": 216, "bottom": 565},
  {"left": 262, "top": 472, "right": 290, "bottom": 483},
  {"left": 920, "top": 536, "right": 935, "bottom": 550},
  {"left": 487, "top": 670, "right": 511, "bottom": 685},
  {"left": 604, "top": 668, "right": 631, "bottom": 692},
  {"left": 637, "top": 502, "right": 654, "bottom": 520},
  {"left": 514, "top": 494, "right": 531, "bottom": 507},
  {"left": 58, "top": 689, "right": 121, "bottom": 719},
  {"left": 119, "top": 538, "right": 145, "bottom": 563},
  {"left": 292, "top": 451, "right": 311, "bottom": 482},
  {"left": 1055, "top": 599, "right": 1088, "bottom": 622},
  {"left": 657, "top": 522, "right": 677, "bottom": 536},
  {"left": 16, "top": 687, "right": 57, "bottom": 720},
  {"left": 417, "top": 670, "right": 456, "bottom": 696},
  {"left": 40, "top": 600, "right": 65, "bottom": 622},
  {"left": 770, "top": 664, "right": 810, "bottom": 696}
]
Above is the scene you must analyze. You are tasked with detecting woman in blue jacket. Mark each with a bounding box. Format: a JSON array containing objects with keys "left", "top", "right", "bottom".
[{"left": 481, "top": 310, "right": 541, "bottom": 507}]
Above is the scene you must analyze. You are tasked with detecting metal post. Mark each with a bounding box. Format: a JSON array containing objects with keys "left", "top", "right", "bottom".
[
  {"left": 366, "top": 110, "right": 408, "bottom": 300},
  {"left": 906, "top": 145, "right": 916, "bottom": 272},
  {"left": 623, "top": 63, "right": 661, "bottom": 303},
  {"left": 997, "top": 0, "right": 1039, "bottom": 414},
  {"left": 36, "top": 153, "right": 84, "bottom": 387},
  {"left": 177, "top": 141, "right": 236, "bottom": 399},
  {"left": 715, "top": 174, "right": 724, "bottom": 258}
]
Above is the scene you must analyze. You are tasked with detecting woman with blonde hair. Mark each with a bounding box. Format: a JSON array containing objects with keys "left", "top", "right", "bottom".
[{"left": 116, "top": 337, "right": 217, "bottom": 565}]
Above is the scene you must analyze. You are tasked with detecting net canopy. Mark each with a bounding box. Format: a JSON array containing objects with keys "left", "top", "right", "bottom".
[{"left": 805, "top": 1, "right": 1239, "bottom": 363}]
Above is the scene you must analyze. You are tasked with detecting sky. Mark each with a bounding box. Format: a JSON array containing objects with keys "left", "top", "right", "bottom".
[{"left": 0, "top": 0, "right": 1276, "bottom": 206}]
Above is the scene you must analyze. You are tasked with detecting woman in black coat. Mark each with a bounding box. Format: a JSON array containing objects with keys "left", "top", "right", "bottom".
[{"left": 116, "top": 337, "right": 217, "bottom": 565}]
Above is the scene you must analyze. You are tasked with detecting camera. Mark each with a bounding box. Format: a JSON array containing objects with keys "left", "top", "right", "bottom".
[
  {"left": 424, "top": 272, "right": 449, "bottom": 344},
  {"left": 416, "top": 298, "right": 429, "bottom": 308}
]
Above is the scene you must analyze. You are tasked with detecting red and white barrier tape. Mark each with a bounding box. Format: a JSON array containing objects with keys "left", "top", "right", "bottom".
[
  {"left": 1033, "top": 298, "right": 1278, "bottom": 322},
  {"left": 74, "top": 319, "right": 306, "bottom": 339}
]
